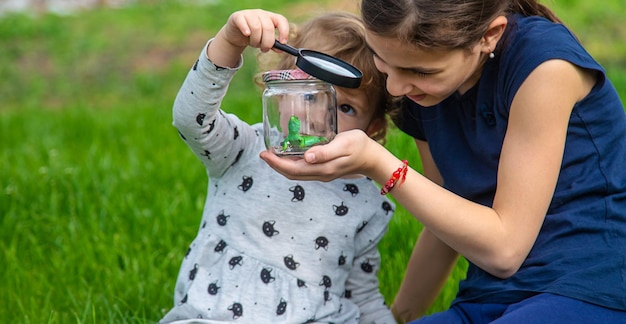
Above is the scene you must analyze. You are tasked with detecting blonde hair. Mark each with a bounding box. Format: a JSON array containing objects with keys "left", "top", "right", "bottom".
[{"left": 258, "top": 12, "right": 391, "bottom": 143}]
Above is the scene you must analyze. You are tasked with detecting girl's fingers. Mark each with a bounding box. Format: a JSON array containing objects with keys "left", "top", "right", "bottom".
[
  {"left": 259, "top": 133, "right": 364, "bottom": 182},
  {"left": 303, "top": 130, "right": 363, "bottom": 164},
  {"left": 259, "top": 151, "right": 323, "bottom": 180}
]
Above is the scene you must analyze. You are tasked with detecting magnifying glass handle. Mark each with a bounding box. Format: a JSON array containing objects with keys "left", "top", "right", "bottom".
[{"left": 273, "top": 40, "right": 300, "bottom": 56}]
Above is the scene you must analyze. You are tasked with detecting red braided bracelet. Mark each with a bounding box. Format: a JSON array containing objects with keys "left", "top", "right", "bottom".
[{"left": 380, "top": 159, "right": 408, "bottom": 195}]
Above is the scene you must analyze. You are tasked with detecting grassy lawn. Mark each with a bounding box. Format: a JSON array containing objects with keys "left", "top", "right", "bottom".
[{"left": 1, "top": 0, "right": 624, "bottom": 322}]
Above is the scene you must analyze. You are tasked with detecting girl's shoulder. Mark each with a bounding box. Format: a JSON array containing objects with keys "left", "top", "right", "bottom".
[
  {"left": 494, "top": 14, "right": 604, "bottom": 108},
  {"left": 503, "top": 14, "right": 599, "bottom": 71}
]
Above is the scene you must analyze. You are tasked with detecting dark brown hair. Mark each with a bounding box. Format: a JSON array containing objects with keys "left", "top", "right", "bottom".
[
  {"left": 259, "top": 12, "right": 392, "bottom": 143},
  {"left": 360, "top": 0, "right": 561, "bottom": 50}
]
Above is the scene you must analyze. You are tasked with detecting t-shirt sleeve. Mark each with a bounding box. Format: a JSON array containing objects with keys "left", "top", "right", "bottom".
[{"left": 500, "top": 17, "right": 604, "bottom": 109}]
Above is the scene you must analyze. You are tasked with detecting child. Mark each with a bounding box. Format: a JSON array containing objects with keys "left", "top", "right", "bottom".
[
  {"left": 160, "top": 9, "right": 396, "bottom": 324},
  {"left": 261, "top": 0, "right": 626, "bottom": 322}
]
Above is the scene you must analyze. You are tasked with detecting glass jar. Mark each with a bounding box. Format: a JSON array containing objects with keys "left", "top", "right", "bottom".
[{"left": 262, "top": 69, "right": 337, "bottom": 156}]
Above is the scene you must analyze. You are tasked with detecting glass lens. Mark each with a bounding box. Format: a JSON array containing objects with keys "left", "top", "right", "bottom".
[{"left": 304, "top": 56, "right": 357, "bottom": 77}]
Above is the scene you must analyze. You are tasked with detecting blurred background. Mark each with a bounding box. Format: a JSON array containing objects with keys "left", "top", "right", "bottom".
[{"left": 1, "top": 0, "right": 624, "bottom": 322}]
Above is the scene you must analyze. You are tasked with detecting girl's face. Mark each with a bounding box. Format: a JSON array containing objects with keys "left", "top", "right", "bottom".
[{"left": 365, "top": 31, "right": 486, "bottom": 107}]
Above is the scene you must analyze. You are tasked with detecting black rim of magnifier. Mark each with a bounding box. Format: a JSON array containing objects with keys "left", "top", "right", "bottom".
[{"left": 273, "top": 40, "right": 363, "bottom": 89}]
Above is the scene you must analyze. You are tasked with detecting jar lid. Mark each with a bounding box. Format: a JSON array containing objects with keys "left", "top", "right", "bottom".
[{"left": 262, "top": 69, "right": 316, "bottom": 83}]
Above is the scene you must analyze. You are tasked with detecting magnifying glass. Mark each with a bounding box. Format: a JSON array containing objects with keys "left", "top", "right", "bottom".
[{"left": 273, "top": 40, "right": 363, "bottom": 89}]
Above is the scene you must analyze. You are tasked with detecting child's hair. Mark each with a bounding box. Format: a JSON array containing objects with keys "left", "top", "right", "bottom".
[
  {"left": 360, "top": 0, "right": 562, "bottom": 50},
  {"left": 260, "top": 12, "right": 391, "bottom": 143}
]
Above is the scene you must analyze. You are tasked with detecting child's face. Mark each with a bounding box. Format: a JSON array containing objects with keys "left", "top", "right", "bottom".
[
  {"left": 334, "top": 87, "right": 380, "bottom": 136},
  {"left": 275, "top": 85, "right": 380, "bottom": 138},
  {"left": 365, "top": 31, "right": 485, "bottom": 107}
]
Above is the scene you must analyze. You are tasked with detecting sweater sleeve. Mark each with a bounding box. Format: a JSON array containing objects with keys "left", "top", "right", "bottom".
[
  {"left": 346, "top": 198, "right": 396, "bottom": 324},
  {"left": 172, "top": 39, "right": 261, "bottom": 178},
  {"left": 347, "top": 242, "right": 396, "bottom": 324}
]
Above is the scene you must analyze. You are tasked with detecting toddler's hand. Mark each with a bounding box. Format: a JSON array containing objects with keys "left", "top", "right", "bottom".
[
  {"left": 221, "top": 9, "right": 289, "bottom": 51},
  {"left": 208, "top": 9, "right": 289, "bottom": 68}
]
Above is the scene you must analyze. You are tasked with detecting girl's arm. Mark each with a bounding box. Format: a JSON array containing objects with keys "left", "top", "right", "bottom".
[
  {"left": 391, "top": 140, "right": 458, "bottom": 323},
  {"left": 391, "top": 229, "right": 458, "bottom": 323},
  {"left": 261, "top": 59, "right": 596, "bottom": 278}
]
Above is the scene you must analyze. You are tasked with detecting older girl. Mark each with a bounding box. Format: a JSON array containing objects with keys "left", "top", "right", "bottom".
[{"left": 261, "top": 0, "right": 626, "bottom": 322}]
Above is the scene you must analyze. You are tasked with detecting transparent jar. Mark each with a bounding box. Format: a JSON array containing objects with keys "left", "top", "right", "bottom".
[{"left": 262, "top": 69, "right": 337, "bottom": 156}]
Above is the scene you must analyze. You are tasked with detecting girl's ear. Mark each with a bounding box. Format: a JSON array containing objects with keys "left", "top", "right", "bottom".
[{"left": 482, "top": 16, "right": 508, "bottom": 54}]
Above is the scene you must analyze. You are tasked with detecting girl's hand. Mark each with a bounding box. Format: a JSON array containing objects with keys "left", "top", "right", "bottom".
[
  {"left": 208, "top": 9, "right": 290, "bottom": 68},
  {"left": 260, "top": 129, "right": 391, "bottom": 182}
]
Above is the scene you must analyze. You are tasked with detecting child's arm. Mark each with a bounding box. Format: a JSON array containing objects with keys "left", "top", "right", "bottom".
[
  {"left": 346, "top": 243, "right": 397, "bottom": 324},
  {"left": 172, "top": 42, "right": 252, "bottom": 177},
  {"left": 345, "top": 206, "right": 397, "bottom": 324},
  {"left": 172, "top": 9, "right": 291, "bottom": 176}
]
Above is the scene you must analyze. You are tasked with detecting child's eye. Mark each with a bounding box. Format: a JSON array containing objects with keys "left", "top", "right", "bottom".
[
  {"left": 304, "top": 93, "right": 317, "bottom": 102},
  {"left": 339, "top": 104, "right": 356, "bottom": 116}
]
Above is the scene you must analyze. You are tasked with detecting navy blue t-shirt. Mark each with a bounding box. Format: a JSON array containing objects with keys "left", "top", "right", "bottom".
[{"left": 396, "top": 14, "right": 626, "bottom": 310}]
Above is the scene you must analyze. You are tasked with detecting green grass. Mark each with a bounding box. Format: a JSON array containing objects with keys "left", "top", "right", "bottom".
[{"left": 1, "top": 0, "right": 625, "bottom": 322}]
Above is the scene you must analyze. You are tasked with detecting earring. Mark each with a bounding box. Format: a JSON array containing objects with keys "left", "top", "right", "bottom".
[{"left": 489, "top": 52, "right": 495, "bottom": 59}]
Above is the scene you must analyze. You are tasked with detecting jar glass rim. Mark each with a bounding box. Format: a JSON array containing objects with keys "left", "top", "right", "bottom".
[{"left": 262, "top": 69, "right": 317, "bottom": 83}]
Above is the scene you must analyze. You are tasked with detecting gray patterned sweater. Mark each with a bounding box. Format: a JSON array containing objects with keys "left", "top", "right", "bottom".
[{"left": 160, "top": 41, "right": 396, "bottom": 324}]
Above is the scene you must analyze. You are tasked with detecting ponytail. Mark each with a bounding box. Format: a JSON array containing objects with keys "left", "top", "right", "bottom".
[{"left": 509, "top": 0, "right": 561, "bottom": 23}]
